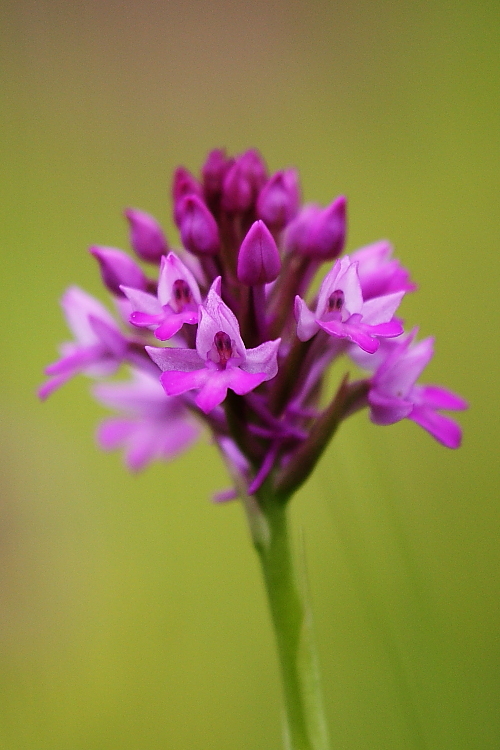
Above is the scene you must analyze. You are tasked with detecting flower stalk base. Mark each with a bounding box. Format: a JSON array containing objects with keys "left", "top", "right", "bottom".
[{"left": 252, "top": 487, "right": 331, "bottom": 750}]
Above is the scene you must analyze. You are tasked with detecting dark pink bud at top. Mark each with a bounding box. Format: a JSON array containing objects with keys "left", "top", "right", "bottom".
[
  {"left": 90, "top": 246, "right": 148, "bottom": 296},
  {"left": 237, "top": 220, "right": 281, "bottom": 285},
  {"left": 202, "top": 148, "right": 234, "bottom": 203},
  {"left": 124, "top": 208, "right": 168, "bottom": 263},
  {"left": 257, "top": 169, "right": 300, "bottom": 231},
  {"left": 179, "top": 194, "right": 220, "bottom": 256},
  {"left": 308, "top": 196, "right": 346, "bottom": 260},
  {"left": 286, "top": 196, "right": 346, "bottom": 260},
  {"left": 172, "top": 166, "right": 202, "bottom": 227},
  {"left": 284, "top": 204, "right": 321, "bottom": 255},
  {"left": 222, "top": 149, "right": 268, "bottom": 213}
]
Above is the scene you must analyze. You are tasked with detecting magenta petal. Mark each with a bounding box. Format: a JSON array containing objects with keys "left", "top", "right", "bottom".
[
  {"left": 319, "top": 319, "right": 379, "bottom": 354},
  {"left": 213, "top": 488, "right": 239, "bottom": 503},
  {"left": 227, "top": 367, "right": 267, "bottom": 395},
  {"left": 88, "top": 316, "right": 126, "bottom": 356},
  {"left": 146, "top": 346, "right": 203, "bottom": 372},
  {"left": 45, "top": 344, "right": 103, "bottom": 376},
  {"left": 243, "top": 338, "right": 281, "bottom": 379},
  {"left": 367, "top": 319, "right": 404, "bottom": 338},
  {"left": 154, "top": 314, "right": 185, "bottom": 341},
  {"left": 361, "top": 291, "right": 405, "bottom": 326},
  {"left": 124, "top": 428, "right": 160, "bottom": 471},
  {"left": 154, "top": 310, "right": 199, "bottom": 341},
  {"left": 130, "top": 311, "right": 164, "bottom": 328},
  {"left": 195, "top": 370, "right": 232, "bottom": 413},
  {"left": 97, "top": 419, "right": 136, "bottom": 450},
  {"left": 409, "top": 406, "right": 463, "bottom": 449},
  {"left": 295, "top": 296, "right": 319, "bottom": 342},
  {"left": 38, "top": 372, "right": 74, "bottom": 400},
  {"left": 418, "top": 385, "right": 468, "bottom": 411},
  {"left": 193, "top": 367, "right": 267, "bottom": 413},
  {"left": 159, "top": 421, "right": 199, "bottom": 459},
  {"left": 161, "top": 368, "right": 210, "bottom": 397}
]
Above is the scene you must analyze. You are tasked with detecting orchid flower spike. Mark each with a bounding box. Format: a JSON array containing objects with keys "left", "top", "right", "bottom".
[{"left": 41, "top": 147, "right": 466, "bottom": 498}]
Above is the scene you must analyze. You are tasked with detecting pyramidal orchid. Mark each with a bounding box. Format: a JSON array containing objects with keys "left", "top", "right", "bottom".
[{"left": 40, "top": 147, "right": 467, "bottom": 750}]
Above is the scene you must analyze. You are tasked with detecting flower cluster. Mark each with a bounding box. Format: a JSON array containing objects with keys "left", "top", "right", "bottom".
[{"left": 40, "top": 148, "right": 467, "bottom": 499}]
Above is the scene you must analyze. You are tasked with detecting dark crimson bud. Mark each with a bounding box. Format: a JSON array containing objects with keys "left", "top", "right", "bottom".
[
  {"left": 222, "top": 149, "right": 267, "bottom": 213},
  {"left": 172, "top": 167, "right": 202, "bottom": 227},
  {"left": 309, "top": 196, "right": 346, "bottom": 260},
  {"left": 124, "top": 208, "right": 168, "bottom": 263},
  {"left": 257, "top": 169, "right": 300, "bottom": 230},
  {"left": 202, "top": 148, "right": 234, "bottom": 204},
  {"left": 179, "top": 195, "right": 220, "bottom": 256},
  {"left": 237, "top": 220, "right": 281, "bottom": 285},
  {"left": 89, "top": 246, "right": 148, "bottom": 296},
  {"left": 285, "top": 196, "right": 346, "bottom": 260}
]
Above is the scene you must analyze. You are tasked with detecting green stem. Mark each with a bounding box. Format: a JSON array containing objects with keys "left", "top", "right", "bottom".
[{"left": 251, "top": 487, "right": 331, "bottom": 750}]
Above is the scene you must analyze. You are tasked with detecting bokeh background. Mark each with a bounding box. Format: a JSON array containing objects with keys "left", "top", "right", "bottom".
[{"left": 1, "top": 1, "right": 498, "bottom": 748}]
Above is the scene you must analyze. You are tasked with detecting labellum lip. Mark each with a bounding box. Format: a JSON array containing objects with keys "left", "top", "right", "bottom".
[
  {"left": 214, "top": 331, "right": 233, "bottom": 366},
  {"left": 172, "top": 279, "right": 193, "bottom": 311},
  {"left": 328, "top": 289, "right": 344, "bottom": 313}
]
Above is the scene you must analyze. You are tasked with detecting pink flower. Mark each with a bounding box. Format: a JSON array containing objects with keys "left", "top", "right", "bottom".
[
  {"left": 147, "top": 280, "right": 280, "bottom": 413},
  {"left": 39, "top": 287, "right": 128, "bottom": 399},
  {"left": 294, "top": 256, "right": 404, "bottom": 353},
  {"left": 368, "top": 331, "right": 468, "bottom": 448},
  {"left": 122, "top": 252, "right": 202, "bottom": 340},
  {"left": 350, "top": 240, "right": 416, "bottom": 300},
  {"left": 94, "top": 369, "right": 199, "bottom": 471}
]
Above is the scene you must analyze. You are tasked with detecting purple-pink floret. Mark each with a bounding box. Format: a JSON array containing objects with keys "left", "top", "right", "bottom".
[
  {"left": 122, "top": 252, "right": 202, "bottom": 340},
  {"left": 94, "top": 369, "right": 199, "bottom": 471},
  {"left": 366, "top": 331, "right": 467, "bottom": 448},
  {"left": 295, "top": 256, "right": 404, "bottom": 353},
  {"left": 39, "top": 287, "right": 129, "bottom": 399},
  {"left": 41, "top": 147, "right": 467, "bottom": 497},
  {"left": 147, "top": 280, "right": 280, "bottom": 414}
]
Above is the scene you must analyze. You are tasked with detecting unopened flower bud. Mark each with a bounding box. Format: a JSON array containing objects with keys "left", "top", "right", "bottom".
[
  {"left": 285, "top": 196, "right": 346, "bottom": 260},
  {"left": 124, "top": 208, "right": 168, "bottom": 263},
  {"left": 172, "top": 166, "right": 202, "bottom": 227},
  {"left": 179, "top": 195, "right": 220, "bottom": 256},
  {"left": 237, "top": 220, "right": 281, "bottom": 285},
  {"left": 257, "top": 169, "right": 300, "bottom": 230},
  {"left": 202, "top": 148, "right": 234, "bottom": 204},
  {"left": 222, "top": 149, "right": 267, "bottom": 213},
  {"left": 90, "top": 246, "right": 148, "bottom": 296}
]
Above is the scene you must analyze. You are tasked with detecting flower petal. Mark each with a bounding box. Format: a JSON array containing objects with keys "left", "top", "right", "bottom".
[
  {"left": 121, "top": 286, "right": 163, "bottom": 317},
  {"left": 146, "top": 346, "right": 203, "bottom": 372},
  {"left": 361, "top": 291, "right": 405, "bottom": 325},
  {"left": 319, "top": 318, "right": 379, "bottom": 354},
  {"left": 295, "top": 296, "right": 319, "bottom": 341},
  {"left": 416, "top": 385, "right": 468, "bottom": 411},
  {"left": 409, "top": 406, "right": 463, "bottom": 449},
  {"left": 161, "top": 368, "right": 211, "bottom": 397},
  {"left": 243, "top": 338, "right": 281, "bottom": 379}
]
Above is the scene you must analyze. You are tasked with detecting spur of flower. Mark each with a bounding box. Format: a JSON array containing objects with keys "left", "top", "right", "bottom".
[{"left": 40, "top": 147, "right": 467, "bottom": 500}]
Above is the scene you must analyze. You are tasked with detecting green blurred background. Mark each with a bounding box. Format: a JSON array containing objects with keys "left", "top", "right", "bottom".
[{"left": 1, "top": 1, "right": 498, "bottom": 748}]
